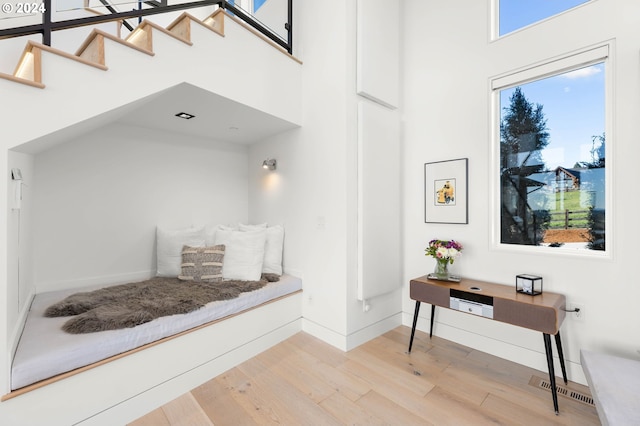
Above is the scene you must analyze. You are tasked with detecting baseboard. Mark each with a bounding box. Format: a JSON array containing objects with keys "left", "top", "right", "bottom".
[
  {"left": 345, "top": 313, "right": 403, "bottom": 351},
  {"left": 302, "top": 318, "right": 348, "bottom": 351},
  {"left": 302, "top": 313, "right": 403, "bottom": 352},
  {"left": 402, "top": 311, "right": 587, "bottom": 385}
]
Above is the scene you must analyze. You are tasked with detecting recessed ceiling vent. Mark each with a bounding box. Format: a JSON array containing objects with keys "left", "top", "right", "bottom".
[{"left": 175, "top": 112, "right": 195, "bottom": 120}]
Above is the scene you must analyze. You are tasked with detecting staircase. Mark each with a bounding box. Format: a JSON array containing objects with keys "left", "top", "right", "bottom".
[
  {"left": 0, "top": 7, "right": 301, "bottom": 151},
  {"left": 1, "top": 9, "right": 225, "bottom": 88}
]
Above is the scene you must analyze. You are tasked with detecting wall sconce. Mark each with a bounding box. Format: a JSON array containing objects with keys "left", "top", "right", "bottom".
[{"left": 262, "top": 158, "right": 277, "bottom": 171}]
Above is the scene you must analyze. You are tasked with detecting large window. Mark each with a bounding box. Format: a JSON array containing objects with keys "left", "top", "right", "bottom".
[
  {"left": 492, "top": 46, "right": 608, "bottom": 253},
  {"left": 498, "top": 0, "right": 591, "bottom": 37}
]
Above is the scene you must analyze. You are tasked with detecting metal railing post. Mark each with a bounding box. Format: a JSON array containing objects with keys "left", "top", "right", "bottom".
[
  {"left": 286, "top": 0, "right": 292, "bottom": 53},
  {"left": 43, "top": 0, "right": 52, "bottom": 45}
]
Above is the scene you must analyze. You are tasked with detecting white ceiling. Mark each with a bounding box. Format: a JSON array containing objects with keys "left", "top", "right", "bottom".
[{"left": 14, "top": 82, "right": 299, "bottom": 155}]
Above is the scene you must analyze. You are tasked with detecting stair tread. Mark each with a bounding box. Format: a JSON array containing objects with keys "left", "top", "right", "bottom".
[
  {"left": 76, "top": 28, "right": 154, "bottom": 58},
  {"left": 0, "top": 71, "right": 45, "bottom": 89},
  {"left": 137, "top": 19, "right": 193, "bottom": 46},
  {"left": 27, "top": 41, "right": 109, "bottom": 71}
]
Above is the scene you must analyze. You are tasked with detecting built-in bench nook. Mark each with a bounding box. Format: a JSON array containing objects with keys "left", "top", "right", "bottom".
[{"left": 5, "top": 223, "right": 302, "bottom": 400}]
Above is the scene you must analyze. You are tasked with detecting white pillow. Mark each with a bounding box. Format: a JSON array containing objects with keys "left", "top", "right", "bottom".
[
  {"left": 238, "top": 222, "right": 267, "bottom": 230},
  {"left": 156, "top": 226, "right": 206, "bottom": 277},
  {"left": 214, "top": 229, "right": 266, "bottom": 281},
  {"left": 205, "top": 224, "right": 237, "bottom": 246},
  {"left": 239, "top": 224, "right": 284, "bottom": 275},
  {"left": 219, "top": 224, "right": 239, "bottom": 230}
]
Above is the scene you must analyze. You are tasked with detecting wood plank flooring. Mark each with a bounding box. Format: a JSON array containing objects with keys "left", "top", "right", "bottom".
[{"left": 129, "top": 326, "right": 600, "bottom": 425}]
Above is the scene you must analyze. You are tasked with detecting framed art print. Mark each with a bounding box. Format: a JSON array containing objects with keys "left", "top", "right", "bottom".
[{"left": 424, "top": 158, "right": 468, "bottom": 224}]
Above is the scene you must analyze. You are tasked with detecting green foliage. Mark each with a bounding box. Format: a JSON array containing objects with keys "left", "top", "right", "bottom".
[
  {"left": 547, "top": 191, "right": 590, "bottom": 229},
  {"left": 553, "top": 191, "right": 583, "bottom": 210},
  {"left": 534, "top": 209, "right": 551, "bottom": 229},
  {"left": 500, "top": 87, "right": 550, "bottom": 245},
  {"left": 500, "top": 87, "right": 550, "bottom": 171},
  {"left": 587, "top": 207, "right": 605, "bottom": 250},
  {"left": 575, "top": 133, "right": 606, "bottom": 169}
]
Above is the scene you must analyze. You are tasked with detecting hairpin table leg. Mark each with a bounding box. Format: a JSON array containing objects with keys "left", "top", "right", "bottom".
[
  {"left": 544, "top": 333, "right": 559, "bottom": 414},
  {"left": 408, "top": 301, "right": 421, "bottom": 353},
  {"left": 430, "top": 305, "right": 436, "bottom": 338},
  {"left": 555, "top": 331, "right": 568, "bottom": 384}
]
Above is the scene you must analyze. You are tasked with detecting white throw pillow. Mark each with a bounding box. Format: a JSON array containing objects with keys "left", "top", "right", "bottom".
[
  {"left": 263, "top": 226, "right": 284, "bottom": 275},
  {"left": 156, "top": 226, "right": 206, "bottom": 277},
  {"left": 219, "top": 224, "right": 239, "bottom": 231},
  {"left": 238, "top": 222, "right": 267, "bottom": 230},
  {"left": 214, "top": 229, "right": 266, "bottom": 281},
  {"left": 205, "top": 224, "right": 238, "bottom": 246},
  {"left": 239, "top": 224, "right": 284, "bottom": 275}
]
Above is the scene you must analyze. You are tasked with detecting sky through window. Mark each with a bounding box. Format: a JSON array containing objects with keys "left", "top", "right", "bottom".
[
  {"left": 499, "top": 63, "right": 605, "bottom": 170},
  {"left": 499, "top": 0, "right": 591, "bottom": 36}
]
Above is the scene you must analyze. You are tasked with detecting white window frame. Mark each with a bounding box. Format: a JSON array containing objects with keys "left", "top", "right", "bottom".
[
  {"left": 492, "top": 0, "right": 596, "bottom": 41},
  {"left": 489, "top": 42, "right": 614, "bottom": 259},
  {"left": 235, "top": 0, "right": 254, "bottom": 14}
]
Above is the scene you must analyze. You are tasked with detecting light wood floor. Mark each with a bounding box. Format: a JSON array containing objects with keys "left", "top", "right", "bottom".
[{"left": 130, "top": 326, "right": 600, "bottom": 425}]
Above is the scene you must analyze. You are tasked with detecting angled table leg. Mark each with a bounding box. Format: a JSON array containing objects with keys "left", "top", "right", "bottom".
[
  {"left": 554, "top": 331, "right": 568, "bottom": 384},
  {"left": 543, "top": 333, "right": 560, "bottom": 414},
  {"left": 429, "top": 305, "right": 436, "bottom": 338},
  {"left": 408, "top": 301, "right": 421, "bottom": 353}
]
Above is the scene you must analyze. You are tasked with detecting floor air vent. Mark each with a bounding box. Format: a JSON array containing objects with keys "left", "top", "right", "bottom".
[{"left": 529, "top": 376, "right": 594, "bottom": 406}]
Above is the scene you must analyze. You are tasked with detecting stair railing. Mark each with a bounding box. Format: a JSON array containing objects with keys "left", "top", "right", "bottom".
[
  {"left": 98, "top": 0, "right": 136, "bottom": 32},
  {"left": 0, "top": 0, "right": 293, "bottom": 53}
]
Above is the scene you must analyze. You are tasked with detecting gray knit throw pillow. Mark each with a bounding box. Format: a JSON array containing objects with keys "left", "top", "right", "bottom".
[{"left": 178, "top": 245, "right": 225, "bottom": 282}]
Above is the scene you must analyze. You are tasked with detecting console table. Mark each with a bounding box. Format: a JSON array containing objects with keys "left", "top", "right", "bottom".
[{"left": 408, "top": 275, "right": 567, "bottom": 413}]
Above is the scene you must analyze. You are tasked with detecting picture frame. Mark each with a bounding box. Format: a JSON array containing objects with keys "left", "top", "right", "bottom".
[{"left": 424, "top": 158, "right": 468, "bottom": 224}]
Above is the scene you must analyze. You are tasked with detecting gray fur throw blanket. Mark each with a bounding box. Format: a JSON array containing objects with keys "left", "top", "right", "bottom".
[{"left": 44, "top": 274, "right": 280, "bottom": 334}]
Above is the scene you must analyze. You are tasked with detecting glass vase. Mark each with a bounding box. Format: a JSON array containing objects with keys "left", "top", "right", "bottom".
[{"left": 434, "top": 258, "right": 450, "bottom": 279}]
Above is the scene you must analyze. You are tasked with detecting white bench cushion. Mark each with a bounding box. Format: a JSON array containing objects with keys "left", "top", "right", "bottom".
[{"left": 581, "top": 349, "right": 640, "bottom": 426}]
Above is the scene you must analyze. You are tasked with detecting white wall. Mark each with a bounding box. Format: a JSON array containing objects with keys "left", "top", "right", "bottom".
[
  {"left": 247, "top": 0, "right": 403, "bottom": 351},
  {"left": 248, "top": 0, "right": 351, "bottom": 346},
  {"left": 356, "top": 0, "right": 400, "bottom": 109},
  {"left": 355, "top": 0, "right": 402, "bottom": 303},
  {"left": 5, "top": 151, "right": 35, "bottom": 364},
  {"left": 31, "top": 122, "right": 249, "bottom": 291},
  {"left": 346, "top": 0, "right": 403, "bottom": 347},
  {"left": 402, "top": 0, "right": 640, "bottom": 384}
]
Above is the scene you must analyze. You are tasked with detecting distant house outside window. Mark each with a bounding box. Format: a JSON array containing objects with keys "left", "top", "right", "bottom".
[
  {"left": 498, "top": 0, "right": 591, "bottom": 36},
  {"left": 492, "top": 46, "right": 608, "bottom": 253}
]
